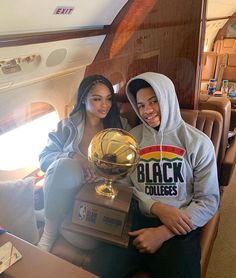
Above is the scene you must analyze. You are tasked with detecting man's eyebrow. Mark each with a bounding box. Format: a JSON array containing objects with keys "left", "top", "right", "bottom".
[{"left": 137, "top": 96, "right": 157, "bottom": 104}]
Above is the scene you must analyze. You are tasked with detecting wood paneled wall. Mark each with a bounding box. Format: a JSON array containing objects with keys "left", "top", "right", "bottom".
[{"left": 86, "top": 0, "right": 206, "bottom": 109}]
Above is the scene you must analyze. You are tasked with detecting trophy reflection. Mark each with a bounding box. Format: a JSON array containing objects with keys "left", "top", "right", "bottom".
[{"left": 88, "top": 128, "right": 139, "bottom": 198}]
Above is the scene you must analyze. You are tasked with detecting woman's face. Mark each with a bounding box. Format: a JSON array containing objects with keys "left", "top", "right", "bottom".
[{"left": 84, "top": 83, "right": 112, "bottom": 119}]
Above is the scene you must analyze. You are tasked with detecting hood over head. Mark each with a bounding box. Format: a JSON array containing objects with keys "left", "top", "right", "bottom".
[{"left": 126, "top": 72, "right": 183, "bottom": 133}]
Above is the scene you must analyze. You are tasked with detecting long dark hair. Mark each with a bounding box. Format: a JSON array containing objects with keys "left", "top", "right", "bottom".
[{"left": 70, "top": 74, "right": 122, "bottom": 128}]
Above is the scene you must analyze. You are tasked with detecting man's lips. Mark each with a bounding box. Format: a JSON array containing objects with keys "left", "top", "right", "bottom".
[{"left": 144, "top": 113, "right": 159, "bottom": 121}]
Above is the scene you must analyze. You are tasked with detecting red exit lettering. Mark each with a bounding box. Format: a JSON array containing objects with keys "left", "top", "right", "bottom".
[{"left": 54, "top": 6, "right": 74, "bottom": 15}]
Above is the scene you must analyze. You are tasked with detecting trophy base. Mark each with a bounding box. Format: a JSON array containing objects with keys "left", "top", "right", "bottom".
[
  {"left": 64, "top": 182, "right": 133, "bottom": 247},
  {"left": 95, "top": 183, "right": 118, "bottom": 198},
  {"left": 62, "top": 213, "right": 131, "bottom": 248}
]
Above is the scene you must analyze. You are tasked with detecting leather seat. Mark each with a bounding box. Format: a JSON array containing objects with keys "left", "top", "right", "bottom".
[
  {"left": 214, "top": 39, "right": 236, "bottom": 55},
  {"left": 230, "top": 98, "right": 236, "bottom": 130},
  {"left": 199, "top": 95, "right": 236, "bottom": 186},
  {"left": 201, "top": 52, "right": 217, "bottom": 91},
  {"left": 215, "top": 53, "right": 236, "bottom": 88},
  {"left": 203, "top": 40, "right": 236, "bottom": 92},
  {"left": 180, "top": 109, "right": 222, "bottom": 278}
]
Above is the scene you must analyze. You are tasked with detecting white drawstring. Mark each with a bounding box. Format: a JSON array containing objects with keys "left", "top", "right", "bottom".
[{"left": 160, "top": 131, "right": 164, "bottom": 167}]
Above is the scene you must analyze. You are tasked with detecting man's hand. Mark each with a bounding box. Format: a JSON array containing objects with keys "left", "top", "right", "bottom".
[
  {"left": 151, "top": 202, "right": 193, "bottom": 235},
  {"left": 128, "top": 225, "right": 174, "bottom": 254}
]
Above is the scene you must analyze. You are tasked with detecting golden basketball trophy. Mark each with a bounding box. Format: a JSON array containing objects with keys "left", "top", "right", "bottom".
[
  {"left": 88, "top": 128, "right": 139, "bottom": 198},
  {"left": 62, "top": 128, "right": 139, "bottom": 247}
]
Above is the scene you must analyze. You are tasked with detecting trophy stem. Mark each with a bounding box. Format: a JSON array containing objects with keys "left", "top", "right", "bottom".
[{"left": 95, "top": 179, "right": 118, "bottom": 198}]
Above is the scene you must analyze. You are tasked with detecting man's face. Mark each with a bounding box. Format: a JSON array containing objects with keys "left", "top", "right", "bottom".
[{"left": 136, "top": 87, "right": 161, "bottom": 128}]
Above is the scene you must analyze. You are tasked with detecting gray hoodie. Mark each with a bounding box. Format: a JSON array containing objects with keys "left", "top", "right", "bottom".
[
  {"left": 126, "top": 72, "right": 219, "bottom": 229},
  {"left": 39, "top": 111, "right": 130, "bottom": 172}
]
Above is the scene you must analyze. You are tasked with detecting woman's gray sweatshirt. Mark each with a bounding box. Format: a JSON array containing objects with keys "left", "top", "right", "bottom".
[{"left": 39, "top": 111, "right": 130, "bottom": 172}]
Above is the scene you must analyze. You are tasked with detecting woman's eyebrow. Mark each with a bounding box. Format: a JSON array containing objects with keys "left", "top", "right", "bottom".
[{"left": 88, "top": 93, "right": 112, "bottom": 98}]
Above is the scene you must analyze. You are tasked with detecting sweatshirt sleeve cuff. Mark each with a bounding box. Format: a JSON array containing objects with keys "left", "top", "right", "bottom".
[
  {"left": 133, "top": 188, "right": 156, "bottom": 215},
  {"left": 140, "top": 199, "right": 156, "bottom": 215}
]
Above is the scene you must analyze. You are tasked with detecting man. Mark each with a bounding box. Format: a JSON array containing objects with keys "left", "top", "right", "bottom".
[
  {"left": 124, "top": 72, "right": 219, "bottom": 277},
  {"left": 85, "top": 72, "right": 219, "bottom": 278}
]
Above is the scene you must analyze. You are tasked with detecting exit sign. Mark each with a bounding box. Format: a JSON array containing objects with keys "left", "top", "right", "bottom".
[{"left": 54, "top": 6, "right": 74, "bottom": 15}]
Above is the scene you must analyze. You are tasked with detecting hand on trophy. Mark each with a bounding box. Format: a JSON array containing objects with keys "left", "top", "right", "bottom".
[
  {"left": 83, "top": 164, "right": 103, "bottom": 183},
  {"left": 69, "top": 152, "right": 103, "bottom": 183}
]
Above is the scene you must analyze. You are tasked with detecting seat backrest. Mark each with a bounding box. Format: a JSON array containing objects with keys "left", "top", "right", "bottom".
[
  {"left": 180, "top": 109, "right": 223, "bottom": 160},
  {"left": 198, "top": 95, "right": 236, "bottom": 187},
  {"left": 214, "top": 39, "right": 236, "bottom": 54},
  {"left": 199, "top": 95, "right": 231, "bottom": 169},
  {"left": 213, "top": 40, "right": 222, "bottom": 54},
  {"left": 201, "top": 52, "right": 217, "bottom": 81},
  {"left": 200, "top": 51, "right": 218, "bottom": 91},
  {"left": 230, "top": 99, "right": 236, "bottom": 130},
  {"left": 215, "top": 53, "right": 236, "bottom": 85},
  {"left": 175, "top": 109, "right": 234, "bottom": 189}
]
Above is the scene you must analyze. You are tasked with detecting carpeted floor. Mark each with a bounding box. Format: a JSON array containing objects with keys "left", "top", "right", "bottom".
[{"left": 206, "top": 165, "right": 236, "bottom": 278}]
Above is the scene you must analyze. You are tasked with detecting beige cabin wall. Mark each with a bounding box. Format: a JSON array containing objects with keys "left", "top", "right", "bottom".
[{"left": 0, "top": 69, "right": 85, "bottom": 120}]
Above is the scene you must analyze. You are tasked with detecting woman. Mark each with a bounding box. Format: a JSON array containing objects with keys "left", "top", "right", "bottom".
[{"left": 37, "top": 74, "right": 130, "bottom": 252}]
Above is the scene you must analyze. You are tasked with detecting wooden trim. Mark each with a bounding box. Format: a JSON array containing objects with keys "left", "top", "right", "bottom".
[
  {"left": 217, "top": 36, "right": 236, "bottom": 40},
  {"left": 206, "top": 16, "right": 235, "bottom": 22},
  {"left": 0, "top": 26, "right": 111, "bottom": 47},
  {"left": 195, "top": 0, "right": 207, "bottom": 109}
]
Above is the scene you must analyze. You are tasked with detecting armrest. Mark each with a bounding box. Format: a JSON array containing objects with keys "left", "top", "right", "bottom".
[
  {"left": 220, "top": 128, "right": 236, "bottom": 186},
  {"left": 200, "top": 210, "right": 220, "bottom": 278}
]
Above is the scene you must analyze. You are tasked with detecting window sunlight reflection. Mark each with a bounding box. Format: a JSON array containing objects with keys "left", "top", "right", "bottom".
[{"left": 0, "top": 112, "right": 58, "bottom": 170}]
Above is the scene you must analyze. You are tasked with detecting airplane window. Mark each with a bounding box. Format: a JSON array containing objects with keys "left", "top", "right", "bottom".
[{"left": 0, "top": 103, "right": 58, "bottom": 171}]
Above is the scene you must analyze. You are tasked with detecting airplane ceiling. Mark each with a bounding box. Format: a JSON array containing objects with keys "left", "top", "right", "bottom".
[
  {"left": 0, "top": 0, "right": 235, "bottom": 36},
  {"left": 206, "top": 0, "right": 236, "bottom": 19},
  {"left": 204, "top": 0, "right": 236, "bottom": 51},
  {"left": 0, "top": 0, "right": 128, "bottom": 35}
]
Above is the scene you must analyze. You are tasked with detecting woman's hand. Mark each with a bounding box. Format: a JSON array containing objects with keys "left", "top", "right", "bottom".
[
  {"left": 69, "top": 152, "right": 102, "bottom": 183},
  {"left": 83, "top": 164, "right": 103, "bottom": 183},
  {"left": 151, "top": 202, "right": 193, "bottom": 235},
  {"left": 128, "top": 225, "right": 174, "bottom": 254}
]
